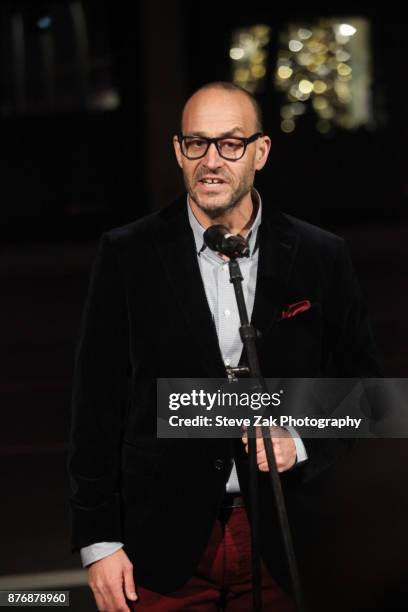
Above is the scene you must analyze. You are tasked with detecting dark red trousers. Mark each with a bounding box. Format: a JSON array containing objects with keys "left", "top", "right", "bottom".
[{"left": 132, "top": 507, "right": 296, "bottom": 611}]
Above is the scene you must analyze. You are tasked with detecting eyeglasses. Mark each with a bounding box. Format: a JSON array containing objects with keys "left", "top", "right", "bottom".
[{"left": 177, "top": 132, "right": 263, "bottom": 161}]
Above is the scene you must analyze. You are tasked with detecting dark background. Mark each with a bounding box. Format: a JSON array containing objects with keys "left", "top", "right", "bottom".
[{"left": 0, "top": 2, "right": 407, "bottom": 610}]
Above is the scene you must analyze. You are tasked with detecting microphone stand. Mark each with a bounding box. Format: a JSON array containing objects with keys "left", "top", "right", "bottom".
[{"left": 228, "top": 257, "right": 306, "bottom": 612}]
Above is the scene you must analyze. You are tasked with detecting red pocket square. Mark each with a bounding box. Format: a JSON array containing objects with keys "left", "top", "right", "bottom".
[{"left": 281, "top": 300, "right": 312, "bottom": 320}]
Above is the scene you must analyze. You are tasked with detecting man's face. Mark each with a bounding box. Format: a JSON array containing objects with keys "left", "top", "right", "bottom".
[{"left": 173, "top": 89, "right": 270, "bottom": 219}]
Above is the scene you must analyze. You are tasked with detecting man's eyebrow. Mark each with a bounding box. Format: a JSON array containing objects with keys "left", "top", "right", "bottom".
[{"left": 185, "top": 127, "right": 246, "bottom": 138}]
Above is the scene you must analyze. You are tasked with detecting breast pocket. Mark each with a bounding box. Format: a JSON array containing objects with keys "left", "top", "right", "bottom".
[{"left": 262, "top": 303, "right": 323, "bottom": 375}]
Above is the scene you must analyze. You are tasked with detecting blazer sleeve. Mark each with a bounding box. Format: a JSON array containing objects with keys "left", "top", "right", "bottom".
[
  {"left": 327, "top": 237, "right": 382, "bottom": 378},
  {"left": 297, "top": 237, "right": 383, "bottom": 483},
  {"left": 68, "top": 232, "right": 129, "bottom": 551}
]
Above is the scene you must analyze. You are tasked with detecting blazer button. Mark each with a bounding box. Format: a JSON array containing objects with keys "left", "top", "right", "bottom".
[{"left": 214, "top": 458, "right": 224, "bottom": 470}]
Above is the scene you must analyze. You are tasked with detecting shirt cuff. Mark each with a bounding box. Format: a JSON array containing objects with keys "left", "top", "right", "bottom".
[
  {"left": 285, "top": 426, "right": 308, "bottom": 464},
  {"left": 80, "top": 542, "right": 124, "bottom": 567}
]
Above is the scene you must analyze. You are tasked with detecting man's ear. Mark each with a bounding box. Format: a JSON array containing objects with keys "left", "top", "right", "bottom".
[
  {"left": 255, "top": 135, "right": 271, "bottom": 171},
  {"left": 173, "top": 135, "right": 183, "bottom": 168}
]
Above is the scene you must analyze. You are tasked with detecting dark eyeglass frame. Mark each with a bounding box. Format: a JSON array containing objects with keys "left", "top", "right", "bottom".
[{"left": 177, "top": 131, "right": 263, "bottom": 161}]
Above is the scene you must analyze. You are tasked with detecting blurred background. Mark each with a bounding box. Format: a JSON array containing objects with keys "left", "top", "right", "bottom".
[{"left": 0, "top": 2, "right": 407, "bottom": 610}]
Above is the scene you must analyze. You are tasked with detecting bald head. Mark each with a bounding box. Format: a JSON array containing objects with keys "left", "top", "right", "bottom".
[
  {"left": 173, "top": 81, "right": 271, "bottom": 223},
  {"left": 181, "top": 82, "right": 263, "bottom": 135}
]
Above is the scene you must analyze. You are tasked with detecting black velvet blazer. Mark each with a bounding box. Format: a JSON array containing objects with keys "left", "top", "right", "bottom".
[{"left": 68, "top": 193, "right": 381, "bottom": 594}]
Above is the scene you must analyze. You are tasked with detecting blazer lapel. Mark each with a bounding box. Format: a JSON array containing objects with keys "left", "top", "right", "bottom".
[
  {"left": 251, "top": 207, "right": 299, "bottom": 340},
  {"left": 153, "top": 195, "right": 226, "bottom": 376}
]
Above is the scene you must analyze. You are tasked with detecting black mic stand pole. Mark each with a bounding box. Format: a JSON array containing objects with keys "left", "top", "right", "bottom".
[{"left": 228, "top": 257, "right": 306, "bottom": 612}]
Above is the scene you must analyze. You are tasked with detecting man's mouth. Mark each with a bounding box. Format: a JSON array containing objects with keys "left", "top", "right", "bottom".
[{"left": 198, "top": 177, "right": 226, "bottom": 185}]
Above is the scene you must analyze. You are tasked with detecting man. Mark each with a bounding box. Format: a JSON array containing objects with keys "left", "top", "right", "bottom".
[{"left": 68, "top": 82, "right": 381, "bottom": 611}]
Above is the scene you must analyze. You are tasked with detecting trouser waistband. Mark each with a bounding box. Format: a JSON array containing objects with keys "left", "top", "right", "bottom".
[{"left": 220, "top": 492, "right": 245, "bottom": 509}]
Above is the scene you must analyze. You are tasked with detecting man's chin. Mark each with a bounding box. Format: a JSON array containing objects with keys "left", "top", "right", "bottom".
[{"left": 190, "top": 193, "right": 236, "bottom": 219}]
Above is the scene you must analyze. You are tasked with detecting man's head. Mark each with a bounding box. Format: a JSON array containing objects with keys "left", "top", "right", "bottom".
[{"left": 173, "top": 82, "right": 271, "bottom": 219}]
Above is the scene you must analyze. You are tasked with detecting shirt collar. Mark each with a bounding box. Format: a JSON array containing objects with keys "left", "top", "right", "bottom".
[{"left": 187, "top": 188, "right": 262, "bottom": 259}]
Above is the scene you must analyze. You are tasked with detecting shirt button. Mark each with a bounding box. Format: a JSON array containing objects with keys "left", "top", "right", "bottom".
[
  {"left": 224, "top": 309, "right": 231, "bottom": 317},
  {"left": 214, "top": 459, "right": 224, "bottom": 470}
]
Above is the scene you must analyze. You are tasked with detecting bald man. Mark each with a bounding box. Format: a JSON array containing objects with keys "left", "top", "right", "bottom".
[{"left": 68, "top": 82, "right": 380, "bottom": 611}]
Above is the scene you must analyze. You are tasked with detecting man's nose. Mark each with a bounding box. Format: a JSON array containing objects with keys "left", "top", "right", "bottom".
[{"left": 202, "top": 142, "right": 223, "bottom": 168}]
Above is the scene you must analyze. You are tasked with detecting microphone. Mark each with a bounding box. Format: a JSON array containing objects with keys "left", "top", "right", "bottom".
[{"left": 203, "top": 225, "right": 250, "bottom": 258}]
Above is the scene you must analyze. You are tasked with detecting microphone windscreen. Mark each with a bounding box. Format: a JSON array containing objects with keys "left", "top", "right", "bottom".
[
  {"left": 203, "top": 225, "right": 228, "bottom": 252},
  {"left": 203, "top": 225, "right": 249, "bottom": 258}
]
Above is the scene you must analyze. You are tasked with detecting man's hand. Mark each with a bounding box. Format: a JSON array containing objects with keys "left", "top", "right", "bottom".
[
  {"left": 88, "top": 548, "right": 137, "bottom": 612},
  {"left": 242, "top": 427, "right": 297, "bottom": 472}
]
